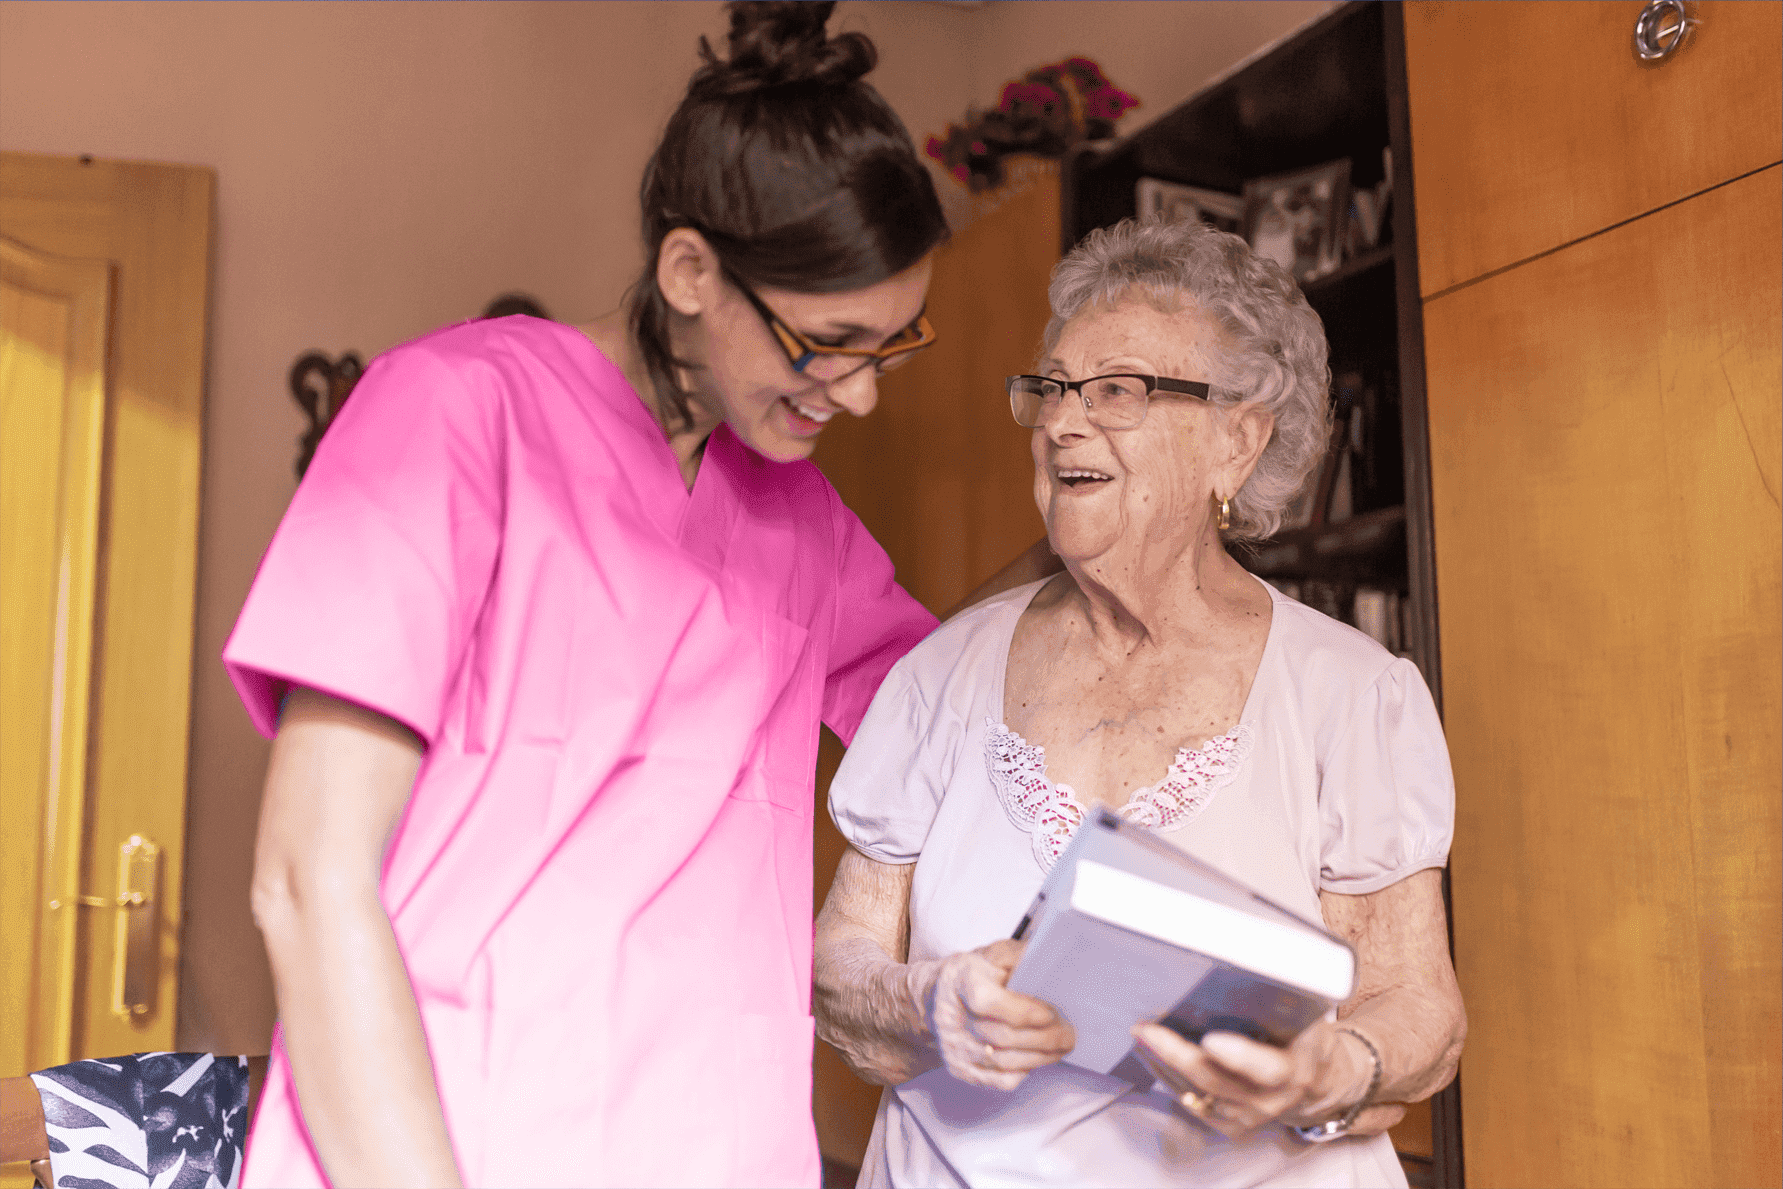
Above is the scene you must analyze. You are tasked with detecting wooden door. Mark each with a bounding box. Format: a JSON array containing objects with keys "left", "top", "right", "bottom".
[
  {"left": 1, "top": 237, "right": 111, "bottom": 1079},
  {"left": 0, "top": 153, "right": 211, "bottom": 1081},
  {"left": 1405, "top": 0, "right": 1782, "bottom": 295},
  {"left": 1421, "top": 138, "right": 1781, "bottom": 1189}
]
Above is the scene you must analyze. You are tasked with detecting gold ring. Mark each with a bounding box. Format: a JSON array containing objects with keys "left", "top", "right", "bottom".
[
  {"left": 982, "top": 1041, "right": 997, "bottom": 1066},
  {"left": 1180, "top": 1087, "right": 1218, "bottom": 1117}
]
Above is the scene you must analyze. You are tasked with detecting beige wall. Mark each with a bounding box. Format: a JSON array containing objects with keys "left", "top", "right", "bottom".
[{"left": 0, "top": 0, "right": 1330, "bottom": 1057}]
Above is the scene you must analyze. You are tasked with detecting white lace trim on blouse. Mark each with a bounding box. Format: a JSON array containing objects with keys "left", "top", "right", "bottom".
[{"left": 984, "top": 719, "right": 1255, "bottom": 872}]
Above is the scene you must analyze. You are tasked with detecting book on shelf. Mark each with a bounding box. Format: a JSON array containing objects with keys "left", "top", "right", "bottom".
[
  {"left": 1006, "top": 808, "right": 1355, "bottom": 1076},
  {"left": 1352, "top": 586, "right": 1402, "bottom": 653}
]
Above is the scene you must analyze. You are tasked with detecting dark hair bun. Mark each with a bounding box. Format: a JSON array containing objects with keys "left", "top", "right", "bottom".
[{"left": 695, "top": 1, "right": 876, "bottom": 95}]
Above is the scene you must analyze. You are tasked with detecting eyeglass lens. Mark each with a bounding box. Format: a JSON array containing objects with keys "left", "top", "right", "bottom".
[
  {"left": 1009, "top": 375, "right": 1152, "bottom": 428},
  {"left": 795, "top": 341, "right": 926, "bottom": 382}
]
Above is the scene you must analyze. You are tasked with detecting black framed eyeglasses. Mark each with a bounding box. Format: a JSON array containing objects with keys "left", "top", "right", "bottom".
[
  {"left": 1006, "top": 373, "right": 1212, "bottom": 429},
  {"left": 726, "top": 268, "right": 937, "bottom": 383}
]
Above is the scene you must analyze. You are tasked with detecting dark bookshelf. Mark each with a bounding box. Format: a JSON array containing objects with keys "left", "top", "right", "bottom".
[{"left": 1061, "top": 3, "right": 1460, "bottom": 1184}]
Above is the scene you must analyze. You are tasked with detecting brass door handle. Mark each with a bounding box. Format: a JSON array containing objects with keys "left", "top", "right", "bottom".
[{"left": 47, "top": 835, "right": 160, "bottom": 1019}]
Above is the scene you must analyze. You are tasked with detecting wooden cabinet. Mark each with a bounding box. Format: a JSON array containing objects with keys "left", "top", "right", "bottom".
[
  {"left": 1062, "top": 5, "right": 1457, "bottom": 1182},
  {"left": 1405, "top": 0, "right": 1782, "bottom": 296},
  {"left": 1409, "top": 3, "right": 1781, "bottom": 1185}
]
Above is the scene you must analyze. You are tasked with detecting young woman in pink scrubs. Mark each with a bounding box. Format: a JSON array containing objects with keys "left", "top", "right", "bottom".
[{"left": 226, "top": 5, "right": 952, "bottom": 1185}]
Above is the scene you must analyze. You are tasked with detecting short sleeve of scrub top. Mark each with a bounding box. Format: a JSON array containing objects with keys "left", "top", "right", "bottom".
[{"left": 225, "top": 340, "right": 501, "bottom": 742}]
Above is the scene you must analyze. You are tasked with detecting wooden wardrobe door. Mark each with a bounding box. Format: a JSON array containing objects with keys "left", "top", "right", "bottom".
[
  {"left": 1424, "top": 166, "right": 1780, "bottom": 1188},
  {"left": 1405, "top": 0, "right": 1782, "bottom": 296},
  {"left": 813, "top": 165, "right": 1055, "bottom": 617}
]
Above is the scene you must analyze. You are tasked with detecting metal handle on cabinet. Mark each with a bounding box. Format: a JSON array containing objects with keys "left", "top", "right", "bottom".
[
  {"left": 1633, "top": 0, "right": 1697, "bottom": 63},
  {"left": 48, "top": 835, "right": 161, "bottom": 1020}
]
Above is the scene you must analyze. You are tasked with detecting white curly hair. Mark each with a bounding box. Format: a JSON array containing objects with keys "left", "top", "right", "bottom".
[{"left": 1043, "top": 215, "right": 1331, "bottom": 540}]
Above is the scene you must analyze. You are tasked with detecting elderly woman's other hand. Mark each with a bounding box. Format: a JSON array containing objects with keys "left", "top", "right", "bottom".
[
  {"left": 923, "top": 939, "right": 1076, "bottom": 1090},
  {"left": 1129, "top": 1021, "right": 1399, "bottom": 1139},
  {"left": 1130, "top": 866, "right": 1462, "bottom": 1138}
]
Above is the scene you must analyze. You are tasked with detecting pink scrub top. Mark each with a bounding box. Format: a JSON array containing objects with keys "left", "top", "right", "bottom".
[{"left": 223, "top": 317, "right": 936, "bottom": 1188}]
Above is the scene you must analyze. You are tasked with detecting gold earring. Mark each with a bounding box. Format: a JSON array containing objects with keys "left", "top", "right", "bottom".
[{"left": 1218, "top": 496, "right": 1231, "bottom": 531}]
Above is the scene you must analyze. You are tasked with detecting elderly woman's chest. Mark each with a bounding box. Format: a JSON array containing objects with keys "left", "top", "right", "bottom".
[
  {"left": 1002, "top": 635, "right": 1264, "bottom": 812},
  {"left": 911, "top": 714, "right": 1322, "bottom": 958}
]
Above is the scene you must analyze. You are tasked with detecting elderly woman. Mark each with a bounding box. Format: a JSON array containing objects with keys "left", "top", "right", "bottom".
[{"left": 814, "top": 216, "right": 1465, "bottom": 1188}]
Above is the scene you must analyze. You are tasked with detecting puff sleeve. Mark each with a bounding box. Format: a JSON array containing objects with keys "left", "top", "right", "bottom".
[
  {"left": 1318, "top": 658, "right": 1455, "bottom": 894},
  {"left": 827, "top": 660, "right": 955, "bottom": 865},
  {"left": 222, "top": 341, "right": 504, "bottom": 745}
]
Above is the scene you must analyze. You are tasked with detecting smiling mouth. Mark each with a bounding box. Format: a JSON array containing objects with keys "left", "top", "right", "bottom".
[
  {"left": 781, "top": 396, "right": 836, "bottom": 433},
  {"left": 1057, "top": 467, "right": 1114, "bottom": 488}
]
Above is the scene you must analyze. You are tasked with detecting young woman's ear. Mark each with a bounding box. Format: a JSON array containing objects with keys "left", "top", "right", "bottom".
[{"left": 656, "top": 228, "right": 721, "bottom": 317}]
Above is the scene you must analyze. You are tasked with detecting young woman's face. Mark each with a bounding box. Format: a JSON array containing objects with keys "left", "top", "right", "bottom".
[{"left": 688, "top": 254, "right": 934, "bottom": 463}]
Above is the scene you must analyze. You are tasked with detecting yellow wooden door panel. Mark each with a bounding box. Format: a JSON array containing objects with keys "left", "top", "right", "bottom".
[
  {"left": 0, "top": 239, "right": 111, "bottom": 1075},
  {"left": 0, "top": 153, "right": 211, "bottom": 1063},
  {"left": 1426, "top": 166, "right": 1780, "bottom": 1188},
  {"left": 1406, "top": 0, "right": 1783, "bottom": 296}
]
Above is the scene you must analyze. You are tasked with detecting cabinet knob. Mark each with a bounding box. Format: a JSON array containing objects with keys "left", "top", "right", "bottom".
[{"left": 1633, "top": 0, "right": 1698, "bottom": 63}]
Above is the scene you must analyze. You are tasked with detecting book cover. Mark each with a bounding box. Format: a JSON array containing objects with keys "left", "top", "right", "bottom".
[{"left": 1007, "top": 808, "right": 1355, "bottom": 1076}]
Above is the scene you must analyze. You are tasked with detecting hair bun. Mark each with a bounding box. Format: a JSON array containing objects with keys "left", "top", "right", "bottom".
[{"left": 695, "top": 1, "right": 876, "bottom": 96}]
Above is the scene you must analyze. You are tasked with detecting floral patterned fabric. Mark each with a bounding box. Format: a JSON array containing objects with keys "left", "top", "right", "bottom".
[
  {"left": 29, "top": 1053, "right": 249, "bottom": 1189},
  {"left": 985, "top": 718, "right": 1254, "bottom": 871}
]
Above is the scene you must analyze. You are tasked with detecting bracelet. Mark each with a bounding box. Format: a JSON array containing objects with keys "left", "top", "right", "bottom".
[{"left": 1291, "top": 1027, "right": 1383, "bottom": 1144}]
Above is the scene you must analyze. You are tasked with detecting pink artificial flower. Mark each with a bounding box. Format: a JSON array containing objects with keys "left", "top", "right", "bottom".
[
  {"left": 1064, "top": 56, "right": 1106, "bottom": 82},
  {"left": 1085, "top": 85, "right": 1139, "bottom": 121},
  {"left": 999, "top": 81, "right": 1060, "bottom": 112}
]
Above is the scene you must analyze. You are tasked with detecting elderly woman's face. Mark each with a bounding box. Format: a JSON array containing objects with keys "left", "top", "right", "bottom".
[{"left": 1033, "top": 293, "right": 1230, "bottom": 566}]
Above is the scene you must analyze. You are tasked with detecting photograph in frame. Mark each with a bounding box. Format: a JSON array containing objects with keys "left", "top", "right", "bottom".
[
  {"left": 1136, "top": 177, "right": 1244, "bottom": 235},
  {"left": 1241, "top": 159, "right": 1352, "bottom": 282}
]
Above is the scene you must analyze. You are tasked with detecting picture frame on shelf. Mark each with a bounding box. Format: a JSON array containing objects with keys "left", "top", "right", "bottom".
[
  {"left": 1136, "top": 176, "right": 1243, "bottom": 234},
  {"left": 1242, "top": 158, "right": 1351, "bottom": 282},
  {"left": 1346, "top": 147, "right": 1396, "bottom": 256}
]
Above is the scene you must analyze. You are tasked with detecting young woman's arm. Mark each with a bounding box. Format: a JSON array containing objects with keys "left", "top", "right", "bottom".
[{"left": 249, "top": 686, "right": 462, "bottom": 1188}]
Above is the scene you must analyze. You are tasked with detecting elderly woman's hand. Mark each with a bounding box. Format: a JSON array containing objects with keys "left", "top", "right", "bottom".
[
  {"left": 1129, "top": 1020, "right": 1404, "bottom": 1139},
  {"left": 920, "top": 939, "right": 1077, "bottom": 1090}
]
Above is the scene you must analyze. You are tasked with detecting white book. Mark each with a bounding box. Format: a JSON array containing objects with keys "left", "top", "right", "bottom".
[{"left": 1006, "top": 808, "right": 1356, "bottom": 1076}]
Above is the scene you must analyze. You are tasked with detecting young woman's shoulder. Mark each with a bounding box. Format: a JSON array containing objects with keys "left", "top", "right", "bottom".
[
  {"left": 380, "top": 316, "right": 616, "bottom": 384},
  {"left": 358, "top": 316, "right": 645, "bottom": 433}
]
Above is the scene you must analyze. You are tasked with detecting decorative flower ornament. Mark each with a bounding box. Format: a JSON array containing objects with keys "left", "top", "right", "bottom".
[{"left": 926, "top": 56, "right": 1139, "bottom": 193}]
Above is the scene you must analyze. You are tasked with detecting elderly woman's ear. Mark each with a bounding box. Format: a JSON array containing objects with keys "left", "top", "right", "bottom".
[{"left": 1212, "top": 402, "right": 1276, "bottom": 504}]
